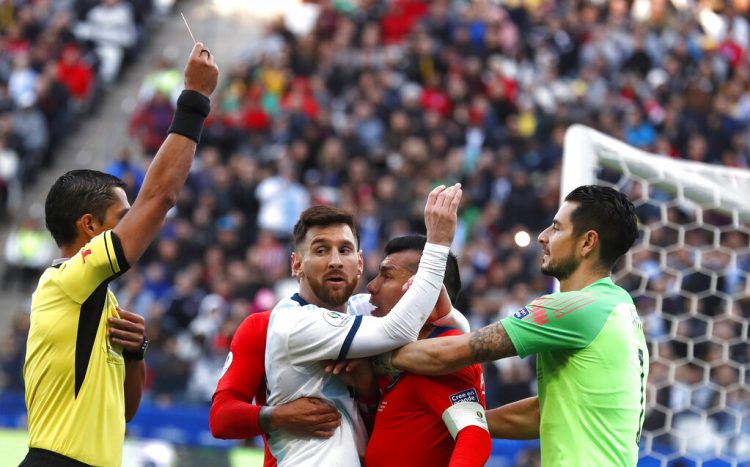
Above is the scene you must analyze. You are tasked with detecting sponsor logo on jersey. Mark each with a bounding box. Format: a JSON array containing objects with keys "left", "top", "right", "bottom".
[
  {"left": 323, "top": 310, "right": 352, "bottom": 327},
  {"left": 449, "top": 388, "right": 479, "bottom": 405},
  {"left": 513, "top": 307, "right": 529, "bottom": 319}
]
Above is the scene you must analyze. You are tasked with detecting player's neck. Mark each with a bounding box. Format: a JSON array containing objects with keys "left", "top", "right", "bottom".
[{"left": 558, "top": 265, "right": 609, "bottom": 292}]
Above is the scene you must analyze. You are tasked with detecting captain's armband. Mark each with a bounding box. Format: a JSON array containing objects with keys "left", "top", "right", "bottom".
[{"left": 442, "top": 401, "right": 489, "bottom": 439}]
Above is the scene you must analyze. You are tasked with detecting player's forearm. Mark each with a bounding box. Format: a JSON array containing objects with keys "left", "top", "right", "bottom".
[
  {"left": 391, "top": 334, "right": 473, "bottom": 375},
  {"left": 378, "top": 242, "right": 448, "bottom": 341},
  {"left": 124, "top": 360, "right": 145, "bottom": 422},
  {"left": 209, "top": 390, "right": 264, "bottom": 439},
  {"left": 344, "top": 243, "right": 449, "bottom": 358},
  {"left": 486, "top": 396, "right": 540, "bottom": 439}
]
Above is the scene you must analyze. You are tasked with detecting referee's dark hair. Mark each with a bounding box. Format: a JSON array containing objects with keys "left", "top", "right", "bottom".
[
  {"left": 45, "top": 169, "right": 127, "bottom": 247},
  {"left": 384, "top": 234, "right": 462, "bottom": 304},
  {"left": 564, "top": 185, "right": 639, "bottom": 270}
]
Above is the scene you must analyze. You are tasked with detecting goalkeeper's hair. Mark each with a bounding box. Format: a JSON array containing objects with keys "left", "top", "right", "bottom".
[
  {"left": 564, "top": 185, "right": 639, "bottom": 270},
  {"left": 384, "top": 234, "right": 461, "bottom": 303}
]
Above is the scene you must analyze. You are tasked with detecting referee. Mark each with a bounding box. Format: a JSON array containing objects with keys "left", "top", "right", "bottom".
[{"left": 20, "top": 43, "right": 218, "bottom": 467}]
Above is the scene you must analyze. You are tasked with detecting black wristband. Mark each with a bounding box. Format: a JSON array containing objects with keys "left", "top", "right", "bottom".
[
  {"left": 123, "top": 336, "right": 148, "bottom": 361},
  {"left": 167, "top": 89, "right": 211, "bottom": 143}
]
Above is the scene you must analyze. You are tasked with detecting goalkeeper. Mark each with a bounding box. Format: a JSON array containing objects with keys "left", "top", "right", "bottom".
[{"left": 386, "top": 185, "right": 649, "bottom": 467}]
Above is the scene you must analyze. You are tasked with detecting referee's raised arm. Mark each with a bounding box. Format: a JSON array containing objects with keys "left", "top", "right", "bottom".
[{"left": 113, "top": 42, "right": 218, "bottom": 266}]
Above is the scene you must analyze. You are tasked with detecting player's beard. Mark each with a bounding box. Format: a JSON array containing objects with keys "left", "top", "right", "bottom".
[
  {"left": 308, "top": 274, "right": 358, "bottom": 308},
  {"left": 541, "top": 251, "right": 580, "bottom": 281}
]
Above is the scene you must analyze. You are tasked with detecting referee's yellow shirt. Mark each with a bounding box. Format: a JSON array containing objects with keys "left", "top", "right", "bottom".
[{"left": 24, "top": 230, "right": 130, "bottom": 466}]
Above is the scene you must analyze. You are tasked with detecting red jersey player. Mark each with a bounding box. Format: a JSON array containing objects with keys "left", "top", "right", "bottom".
[{"left": 329, "top": 235, "right": 491, "bottom": 466}]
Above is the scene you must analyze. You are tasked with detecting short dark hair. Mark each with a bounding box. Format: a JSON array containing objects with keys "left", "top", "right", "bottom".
[
  {"left": 45, "top": 169, "right": 126, "bottom": 246},
  {"left": 564, "top": 185, "right": 639, "bottom": 270},
  {"left": 293, "top": 204, "right": 360, "bottom": 248},
  {"left": 383, "top": 234, "right": 461, "bottom": 303}
]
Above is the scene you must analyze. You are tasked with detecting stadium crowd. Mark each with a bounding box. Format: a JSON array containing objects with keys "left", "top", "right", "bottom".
[
  {"left": 0, "top": 0, "right": 165, "bottom": 216},
  {"left": 3, "top": 0, "right": 750, "bottom": 458}
]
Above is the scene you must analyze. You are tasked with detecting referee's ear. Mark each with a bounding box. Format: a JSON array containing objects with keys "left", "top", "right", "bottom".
[{"left": 77, "top": 213, "right": 101, "bottom": 241}]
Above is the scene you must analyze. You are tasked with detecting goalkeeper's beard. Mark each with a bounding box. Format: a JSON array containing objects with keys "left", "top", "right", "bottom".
[{"left": 541, "top": 254, "right": 580, "bottom": 281}]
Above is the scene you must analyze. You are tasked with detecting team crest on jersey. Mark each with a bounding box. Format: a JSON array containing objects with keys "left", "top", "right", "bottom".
[
  {"left": 323, "top": 311, "right": 352, "bottom": 327},
  {"left": 220, "top": 352, "right": 233, "bottom": 378},
  {"left": 513, "top": 307, "right": 529, "bottom": 319},
  {"left": 449, "top": 388, "right": 479, "bottom": 405}
]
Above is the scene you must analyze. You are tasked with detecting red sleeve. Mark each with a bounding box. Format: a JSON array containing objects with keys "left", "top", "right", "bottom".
[
  {"left": 209, "top": 311, "right": 270, "bottom": 439},
  {"left": 449, "top": 426, "right": 492, "bottom": 467}
]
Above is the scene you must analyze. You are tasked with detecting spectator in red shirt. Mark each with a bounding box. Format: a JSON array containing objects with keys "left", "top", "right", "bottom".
[
  {"left": 128, "top": 91, "right": 175, "bottom": 156},
  {"left": 56, "top": 43, "right": 95, "bottom": 107}
]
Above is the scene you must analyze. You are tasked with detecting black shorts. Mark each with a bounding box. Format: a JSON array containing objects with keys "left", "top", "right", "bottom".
[{"left": 19, "top": 448, "right": 91, "bottom": 467}]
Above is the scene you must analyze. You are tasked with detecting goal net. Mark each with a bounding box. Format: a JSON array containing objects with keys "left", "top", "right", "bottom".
[{"left": 562, "top": 124, "right": 750, "bottom": 466}]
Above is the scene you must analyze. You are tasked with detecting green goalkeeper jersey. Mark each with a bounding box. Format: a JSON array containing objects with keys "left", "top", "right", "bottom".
[{"left": 501, "top": 277, "right": 648, "bottom": 467}]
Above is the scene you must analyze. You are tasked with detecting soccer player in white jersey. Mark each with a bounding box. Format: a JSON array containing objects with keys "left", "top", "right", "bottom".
[{"left": 264, "top": 184, "right": 462, "bottom": 466}]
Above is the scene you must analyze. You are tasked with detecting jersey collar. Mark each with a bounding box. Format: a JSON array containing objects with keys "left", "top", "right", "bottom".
[
  {"left": 51, "top": 257, "right": 70, "bottom": 268},
  {"left": 290, "top": 293, "right": 310, "bottom": 307}
]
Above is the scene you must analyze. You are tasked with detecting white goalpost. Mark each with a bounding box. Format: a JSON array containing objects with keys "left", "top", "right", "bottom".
[{"left": 562, "top": 124, "right": 750, "bottom": 466}]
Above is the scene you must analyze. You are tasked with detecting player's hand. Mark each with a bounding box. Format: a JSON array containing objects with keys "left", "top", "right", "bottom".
[
  {"left": 184, "top": 42, "right": 219, "bottom": 97},
  {"left": 272, "top": 397, "right": 341, "bottom": 438},
  {"left": 424, "top": 183, "right": 462, "bottom": 246},
  {"left": 109, "top": 307, "right": 146, "bottom": 352},
  {"left": 428, "top": 284, "right": 452, "bottom": 323}
]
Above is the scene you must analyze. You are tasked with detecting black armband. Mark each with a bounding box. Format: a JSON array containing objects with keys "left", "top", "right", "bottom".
[{"left": 167, "top": 89, "right": 211, "bottom": 143}]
